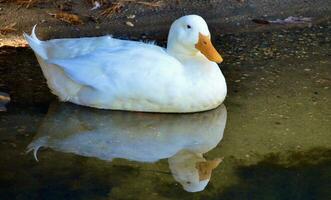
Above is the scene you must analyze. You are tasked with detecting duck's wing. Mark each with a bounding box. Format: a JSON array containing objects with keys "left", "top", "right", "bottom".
[
  {"left": 24, "top": 25, "right": 146, "bottom": 60},
  {"left": 43, "top": 36, "right": 144, "bottom": 60},
  {"left": 47, "top": 44, "right": 182, "bottom": 91}
]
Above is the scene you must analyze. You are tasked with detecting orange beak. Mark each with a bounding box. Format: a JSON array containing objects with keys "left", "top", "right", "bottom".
[{"left": 195, "top": 33, "right": 223, "bottom": 63}]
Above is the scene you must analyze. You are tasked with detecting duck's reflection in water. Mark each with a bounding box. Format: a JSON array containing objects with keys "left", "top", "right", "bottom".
[{"left": 28, "top": 103, "right": 227, "bottom": 192}]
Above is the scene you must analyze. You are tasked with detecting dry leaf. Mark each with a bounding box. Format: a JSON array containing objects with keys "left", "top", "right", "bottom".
[{"left": 48, "top": 12, "right": 84, "bottom": 25}]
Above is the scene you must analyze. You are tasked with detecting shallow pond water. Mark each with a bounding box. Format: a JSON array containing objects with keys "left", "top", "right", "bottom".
[{"left": 0, "top": 22, "right": 330, "bottom": 200}]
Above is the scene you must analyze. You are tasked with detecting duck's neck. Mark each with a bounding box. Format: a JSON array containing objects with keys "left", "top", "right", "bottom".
[
  {"left": 166, "top": 35, "right": 200, "bottom": 62},
  {"left": 167, "top": 44, "right": 213, "bottom": 71}
]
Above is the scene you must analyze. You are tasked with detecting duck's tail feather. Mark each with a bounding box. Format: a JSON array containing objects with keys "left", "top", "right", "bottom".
[{"left": 23, "top": 25, "right": 48, "bottom": 60}]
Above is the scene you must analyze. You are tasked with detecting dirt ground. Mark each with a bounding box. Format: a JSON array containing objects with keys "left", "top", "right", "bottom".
[{"left": 0, "top": 0, "right": 330, "bottom": 47}]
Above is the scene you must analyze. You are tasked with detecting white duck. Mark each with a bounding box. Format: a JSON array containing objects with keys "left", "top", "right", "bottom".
[{"left": 24, "top": 15, "right": 227, "bottom": 113}]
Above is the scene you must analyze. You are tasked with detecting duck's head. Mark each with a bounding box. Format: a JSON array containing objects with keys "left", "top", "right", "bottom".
[{"left": 167, "top": 15, "right": 223, "bottom": 63}]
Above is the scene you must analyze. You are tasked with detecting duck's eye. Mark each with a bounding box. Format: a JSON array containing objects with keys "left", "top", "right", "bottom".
[{"left": 187, "top": 25, "right": 191, "bottom": 29}]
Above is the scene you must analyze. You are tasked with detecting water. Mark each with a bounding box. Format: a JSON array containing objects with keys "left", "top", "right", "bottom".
[{"left": 0, "top": 22, "right": 330, "bottom": 199}]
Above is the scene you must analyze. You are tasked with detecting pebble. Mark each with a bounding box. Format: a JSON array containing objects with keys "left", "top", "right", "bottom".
[
  {"left": 126, "top": 21, "right": 134, "bottom": 27},
  {"left": 127, "top": 14, "right": 136, "bottom": 19}
]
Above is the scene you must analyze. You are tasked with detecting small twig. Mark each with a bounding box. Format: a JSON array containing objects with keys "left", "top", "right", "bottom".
[
  {"left": 0, "top": 22, "right": 17, "bottom": 35},
  {"left": 16, "top": 0, "right": 38, "bottom": 8},
  {"left": 97, "top": 0, "right": 163, "bottom": 18},
  {"left": 252, "top": 19, "right": 270, "bottom": 25},
  {"left": 135, "top": 1, "right": 164, "bottom": 8},
  {"left": 98, "top": 1, "right": 124, "bottom": 18},
  {"left": 120, "top": 0, "right": 163, "bottom": 7}
]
